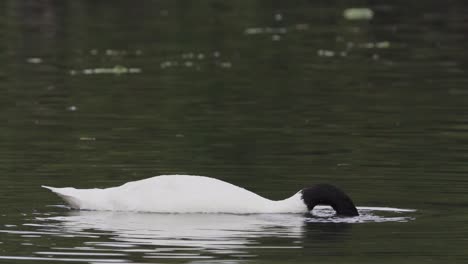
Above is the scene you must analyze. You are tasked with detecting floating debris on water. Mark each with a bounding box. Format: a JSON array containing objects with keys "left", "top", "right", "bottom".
[
  {"left": 88, "top": 49, "right": 142, "bottom": 56},
  {"left": 272, "top": 34, "right": 281, "bottom": 41},
  {"left": 26, "top": 58, "right": 43, "bottom": 64},
  {"left": 244, "top": 27, "right": 287, "bottom": 35},
  {"left": 160, "top": 61, "right": 177, "bottom": 69},
  {"left": 376, "top": 41, "right": 390, "bottom": 48},
  {"left": 244, "top": 22, "right": 310, "bottom": 39},
  {"left": 337, "top": 163, "right": 351, "bottom": 167},
  {"left": 359, "top": 41, "right": 390, "bottom": 49},
  {"left": 181, "top": 52, "right": 195, "bottom": 59},
  {"left": 69, "top": 66, "right": 142, "bottom": 76},
  {"left": 317, "top": 49, "right": 335, "bottom": 57},
  {"left": 274, "top": 13, "right": 283, "bottom": 22},
  {"left": 106, "top": 49, "right": 124, "bottom": 56},
  {"left": 160, "top": 51, "right": 232, "bottom": 70},
  {"left": 67, "top": 106, "right": 78, "bottom": 111},
  {"left": 317, "top": 38, "right": 391, "bottom": 60},
  {"left": 343, "top": 8, "right": 374, "bottom": 20},
  {"left": 219, "top": 61, "right": 232, "bottom": 68},
  {"left": 79, "top": 137, "right": 96, "bottom": 141}
]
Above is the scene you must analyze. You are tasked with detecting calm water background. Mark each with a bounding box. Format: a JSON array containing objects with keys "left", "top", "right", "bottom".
[{"left": 1, "top": 0, "right": 468, "bottom": 263}]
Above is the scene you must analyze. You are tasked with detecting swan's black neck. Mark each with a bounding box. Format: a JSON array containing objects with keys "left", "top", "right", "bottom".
[{"left": 301, "top": 184, "right": 359, "bottom": 216}]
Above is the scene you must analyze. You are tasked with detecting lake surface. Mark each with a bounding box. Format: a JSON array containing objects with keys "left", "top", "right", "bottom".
[{"left": 1, "top": 0, "right": 468, "bottom": 263}]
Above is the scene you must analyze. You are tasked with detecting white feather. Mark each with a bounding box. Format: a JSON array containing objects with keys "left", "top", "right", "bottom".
[{"left": 43, "top": 175, "right": 308, "bottom": 214}]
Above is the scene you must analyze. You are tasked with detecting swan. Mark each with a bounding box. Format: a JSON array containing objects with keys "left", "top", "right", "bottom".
[{"left": 42, "top": 175, "right": 359, "bottom": 216}]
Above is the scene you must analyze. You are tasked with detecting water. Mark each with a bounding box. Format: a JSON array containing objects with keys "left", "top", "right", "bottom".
[{"left": 1, "top": 0, "right": 468, "bottom": 263}]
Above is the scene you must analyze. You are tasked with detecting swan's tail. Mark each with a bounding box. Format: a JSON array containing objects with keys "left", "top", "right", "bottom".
[{"left": 42, "top": 185, "right": 82, "bottom": 209}]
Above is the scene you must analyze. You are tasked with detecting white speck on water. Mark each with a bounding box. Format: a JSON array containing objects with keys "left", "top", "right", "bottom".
[
  {"left": 67, "top": 106, "right": 78, "bottom": 111},
  {"left": 129, "top": 68, "right": 142, "bottom": 73},
  {"left": 79, "top": 137, "right": 96, "bottom": 141},
  {"left": 244, "top": 27, "right": 263, "bottom": 35},
  {"left": 90, "top": 49, "right": 98, "bottom": 55},
  {"left": 337, "top": 163, "right": 351, "bottom": 166},
  {"left": 376, "top": 41, "right": 390, "bottom": 48},
  {"left": 182, "top": 53, "right": 194, "bottom": 59},
  {"left": 359, "top": 41, "right": 390, "bottom": 49},
  {"left": 112, "top": 65, "right": 128, "bottom": 74},
  {"left": 343, "top": 8, "right": 374, "bottom": 20},
  {"left": 274, "top": 13, "right": 283, "bottom": 21},
  {"left": 26, "top": 57, "right": 42, "bottom": 64},
  {"left": 213, "top": 51, "right": 221, "bottom": 58},
  {"left": 184, "top": 61, "right": 194, "bottom": 67},
  {"left": 219, "top": 61, "right": 232, "bottom": 68},
  {"left": 160, "top": 61, "right": 171, "bottom": 68},
  {"left": 245, "top": 27, "right": 287, "bottom": 35},
  {"left": 83, "top": 69, "right": 93, "bottom": 75},
  {"left": 105, "top": 49, "right": 116, "bottom": 56},
  {"left": 272, "top": 34, "right": 281, "bottom": 41},
  {"left": 71, "top": 66, "right": 142, "bottom": 75},
  {"left": 317, "top": 49, "right": 335, "bottom": 57}
]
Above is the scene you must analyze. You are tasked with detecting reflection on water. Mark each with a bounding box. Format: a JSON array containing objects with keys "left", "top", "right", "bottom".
[
  {"left": 42, "top": 212, "right": 304, "bottom": 249},
  {"left": 1, "top": 212, "right": 306, "bottom": 262},
  {"left": 0, "top": 207, "right": 414, "bottom": 263}
]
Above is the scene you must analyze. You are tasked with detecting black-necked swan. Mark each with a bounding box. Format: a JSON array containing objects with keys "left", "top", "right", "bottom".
[{"left": 43, "top": 175, "right": 359, "bottom": 216}]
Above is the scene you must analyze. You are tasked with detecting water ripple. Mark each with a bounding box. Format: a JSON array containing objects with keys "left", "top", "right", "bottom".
[{"left": 0, "top": 208, "right": 415, "bottom": 262}]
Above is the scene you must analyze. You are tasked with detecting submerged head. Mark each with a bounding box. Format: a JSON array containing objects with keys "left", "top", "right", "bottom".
[{"left": 301, "top": 184, "right": 359, "bottom": 216}]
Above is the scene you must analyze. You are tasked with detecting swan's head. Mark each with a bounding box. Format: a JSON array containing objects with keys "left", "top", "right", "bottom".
[{"left": 301, "top": 184, "right": 359, "bottom": 216}]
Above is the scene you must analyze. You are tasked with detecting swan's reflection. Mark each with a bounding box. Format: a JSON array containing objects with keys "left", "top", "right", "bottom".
[
  {"left": 34, "top": 208, "right": 412, "bottom": 261},
  {"left": 43, "top": 211, "right": 306, "bottom": 249}
]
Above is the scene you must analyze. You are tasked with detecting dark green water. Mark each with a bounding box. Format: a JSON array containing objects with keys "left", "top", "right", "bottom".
[{"left": 1, "top": 0, "right": 468, "bottom": 263}]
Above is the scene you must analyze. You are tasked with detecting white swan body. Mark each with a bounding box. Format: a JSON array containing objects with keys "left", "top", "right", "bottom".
[{"left": 43, "top": 175, "right": 308, "bottom": 214}]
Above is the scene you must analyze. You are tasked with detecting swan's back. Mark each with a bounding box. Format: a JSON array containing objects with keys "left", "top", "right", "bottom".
[{"left": 43, "top": 175, "right": 304, "bottom": 213}]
